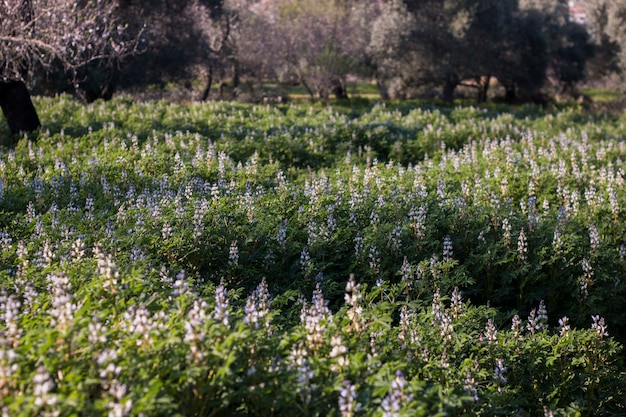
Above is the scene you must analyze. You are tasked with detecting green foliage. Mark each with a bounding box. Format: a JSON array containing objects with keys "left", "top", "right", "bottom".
[{"left": 0, "top": 96, "right": 625, "bottom": 415}]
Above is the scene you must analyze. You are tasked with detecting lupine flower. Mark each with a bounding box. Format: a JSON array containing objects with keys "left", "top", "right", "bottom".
[
  {"left": 0, "top": 231, "right": 11, "bottom": 253},
  {"left": 326, "top": 205, "right": 337, "bottom": 238},
  {"left": 345, "top": 274, "right": 363, "bottom": 332},
  {"left": 84, "top": 196, "right": 95, "bottom": 221},
  {"left": 185, "top": 299, "right": 208, "bottom": 362},
  {"left": 243, "top": 278, "right": 271, "bottom": 330},
  {"left": 97, "top": 349, "right": 121, "bottom": 388},
  {"left": 300, "top": 247, "right": 312, "bottom": 277},
  {"left": 477, "top": 230, "right": 487, "bottom": 245},
  {"left": 41, "top": 240, "right": 54, "bottom": 266},
  {"left": 368, "top": 245, "right": 380, "bottom": 275},
  {"left": 97, "top": 349, "right": 132, "bottom": 417},
  {"left": 369, "top": 331, "right": 381, "bottom": 359},
  {"left": 88, "top": 316, "right": 107, "bottom": 345},
  {"left": 107, "top": 381, "right": 133, "bottom": 417},
  {"left": 192, "top": 199, "right": 208, "bottom": 239},
  {"left": 493, "top": 359, "right": 507, "bottom": 392},
  {"left": 381, "top": 370, "right": 413, "bottom": 417},
  {"left": 301, "top": 283, "right": 331, "bottom": 350},
  {"left": 552, "top": 228, "right": 562, "bottom": 252},
  {"left": 558, "top": 316, "right": 570, "bottom": 337},
  {"left": 276, "top": 220, "right": 288, "bottom": 250},
  {"left": 329, "top": 335, "right": 349, "bottom": 371},
  {"left": 353, "top": 235, "right": 364, "bottom": 259},
  {"left": 398, "top": 305, "right": 414, "bottom": 346},
  {"left": 48, "top": 273, "right": 76, "bottom": 330},
  {"left": 390, "top": 223, "right": 402, "bottom": 252},
  {"left": 463, "top": 367, "right": 479, "bottom": 402},
  {"left": 228, "top": 241, "right": 239, "bottom": 267},
  {"left": 511, "top": 314, "right": 522, "bottom": 338},
  {"left": 581, "top": 258, "right": 593, "bottom": 298},
  {"left": 307, "top": 220, "right": 319, "bottom": 246},
  {"left": 443, "top": 235, "right": 453, "bottom": 262},
  {"left": 161, "top": 222, "right": 172, "bottom": 240},
  {"left": 123, "top": 304, "right": 158, "bottom": 346},
  {"left": 431, "top": 288, "right": 444, "bottom": 323},
  {"left": 213, "top": 281, "right": 230, "bottom": 327},
  {"left": 70, "top": 238, "right": 86, "bottom": 262},
  {"left": 26, "top": 202, "right": 37, "bottom": 222},
  {"left": 130, "top": 247, "right": 144, "bottom": 263},
  {"left": 437, "top": 179, "right": 446, "bottom": 200},
  {"left": 408, "top": 205, "right": 427, "bottom": 239},
  {"left": 526, "top": 301, "right": 548, "bottom": 334},
  {"left": 429, "top": 255, "right": 440, "bottom": 281},
  {"left": 338, "top": 380, "right": 360, "bottom": 417},
  {"left": 589, "top": 224, "right": 600, "bottom": 251},
  {"left": 502, "top": 218, "right": 511, "bottom": 247},
  {"left": 288, "top": 343, "right": 315, "bottom": 408},
  {"left": 450, "top": 287, "right": 463, "bottom": 319},
  {"left": 591, "top": 315, "right": 609, "bottom": 338},
  {"left": 584, "top": 185, "right": 600, "bottom": 212},
  {"left": 570, "top": 189, "right": 580, "bottom": 215},
  {"left": 517, "top": 228, "right": 527, "bottom": 263},
  {"left": 0, "top": 342, "right": 18, "bottom": 395},
  {"left": 537, "top": 300, "right": 548, "bottom": 327},
  {"left": 172, "top": 270, "right": 189, "bottom": 297},
  {"left": 439, "top": 312, "right": 454, "bottom": 342},
  {"left": 484, "top": 319, "right": 498, "bottom": 344},
  {"left": 94, "top": 245, "right": 119, "bottom": 292},
  {"left": 400, "top": 257, "right": 413, "bottom": 292},
  {"left": 1, "top": 294, "right": 22, "bottom": 347},
  {"left": 288, "top": 343, "right": 308, "bottom": 369},
  {"left": 16, "top": 240, "right": 29, "bottom": 271},
  {"left": 33, "top": 366, "right": 57, "bottom": 408}
]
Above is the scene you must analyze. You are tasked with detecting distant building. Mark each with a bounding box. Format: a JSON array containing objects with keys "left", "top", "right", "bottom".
[{"left": 568, "top": 1, "right": 587, "bottom": 25}]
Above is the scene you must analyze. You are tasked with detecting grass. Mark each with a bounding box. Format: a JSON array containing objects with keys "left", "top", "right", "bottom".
[{"left": 582, "top": 88, "right": 623, "bottom": 103}]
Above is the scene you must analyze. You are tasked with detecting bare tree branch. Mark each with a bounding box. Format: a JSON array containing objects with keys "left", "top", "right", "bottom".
[{"left": 0, "top": 0, "right": 141, "bottom": 82}]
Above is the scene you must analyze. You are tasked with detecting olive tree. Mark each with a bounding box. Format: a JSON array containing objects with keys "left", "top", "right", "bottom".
[
  {"left": 370, "top": 0, "right": 592, "bottom": 102},
  {"left": 369, "top": 0, "right": 520, "bottom": 101},
  {"left": 0, "top": 0, "right": 140, "bottom": 137},
  {"left": 237, "top": 0, "right": 375, "bottom": 102},
  {"left": 581, "top": 0, "right": 626, "bottom": 88}
]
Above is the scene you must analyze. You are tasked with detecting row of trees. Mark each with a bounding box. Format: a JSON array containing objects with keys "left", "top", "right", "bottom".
[{"left": 3, "top": 0, "right": 626, "bottom": 133}]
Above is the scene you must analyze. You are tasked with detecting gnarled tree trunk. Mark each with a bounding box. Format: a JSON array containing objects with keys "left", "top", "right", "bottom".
[
  {"left": 200, "top": 65, "right": 214, "bottom": 101},
  {"left": 0, "top": 80, "right": 41, "bottom": 138},
  {"left": 478, "top": 75, "right": 491, "bottom": 103},
  {"left": 443, "top": 74, "right": 459, "bottom": 103}
]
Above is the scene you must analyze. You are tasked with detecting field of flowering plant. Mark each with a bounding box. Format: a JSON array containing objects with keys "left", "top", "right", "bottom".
[{"left": 0, "top": 96, "right": 625, "bottom": 416}]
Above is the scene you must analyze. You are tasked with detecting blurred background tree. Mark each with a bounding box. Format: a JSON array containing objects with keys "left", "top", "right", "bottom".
[
  {"left": 0, "top": 0, "right": 140, "bottom": 135},
  {"left": 4, "top": 0, "right": 626, "bottom": 119},
  {"left": 234, "top": 0, "right": 376, "bottom": 102}
]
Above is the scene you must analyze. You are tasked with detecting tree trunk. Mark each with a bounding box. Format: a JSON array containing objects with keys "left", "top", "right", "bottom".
[
  {"left": 332, "top": 78, "right": 348, "bottom": 100},
  {"left": 298, "top": 74, "right": 315, "bottom": 102},
  {"left": 442, "top": 75, "right": 458, "bottom": 103},
  {"left": 375, "top": 73, "right": 389, "bottom": 100},
  {"left": 200, "top": 65, "right": 214, "bottom": 101},
  {"left": 504, "top": 82, "right": 516, "bottom": 104},
  {"left": 231, "top": 61, "right": 240, "bottom": 97},
  {"left": 0, "top": 80, "right": 41, "bottom": 138},
  {"left": 478, "top": 75, "right": 490, "bottom": 103}
]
